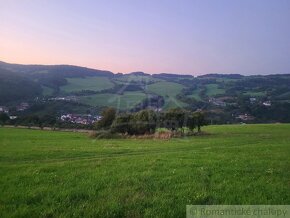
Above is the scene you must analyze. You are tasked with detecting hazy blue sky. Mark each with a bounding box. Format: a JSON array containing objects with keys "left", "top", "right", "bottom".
[{"left": 0, "top": 0, "right": 289, "bottom": 75}]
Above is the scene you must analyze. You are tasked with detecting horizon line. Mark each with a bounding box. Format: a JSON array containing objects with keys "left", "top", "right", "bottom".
[{"left": 0, "top": 59, "right": 289, "bottom": 77}]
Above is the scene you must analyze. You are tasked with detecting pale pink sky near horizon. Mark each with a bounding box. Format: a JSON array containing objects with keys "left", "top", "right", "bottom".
[{"left": 1, "top": 0, "right": 290, "bottom": 75}]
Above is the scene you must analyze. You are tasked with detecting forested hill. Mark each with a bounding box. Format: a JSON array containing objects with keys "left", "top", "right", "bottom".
[
  {"left": 0, "top": 61, "right": 114, "bottom": 77},
  {"left": 0, "top": 67, "right": 42, "bottom": 103},
  {"left": 0, "top": 60, "right": 290, "bottom": 123}
]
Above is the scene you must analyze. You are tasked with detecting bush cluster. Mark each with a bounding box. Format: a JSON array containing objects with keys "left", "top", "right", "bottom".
[{"left": 95, "top": 108, "right": 206, "bottom": 136}]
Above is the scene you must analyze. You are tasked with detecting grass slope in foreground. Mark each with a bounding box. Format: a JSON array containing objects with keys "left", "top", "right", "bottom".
[{"left": 0, "top": 124, "right": 290, "bottom": 217}]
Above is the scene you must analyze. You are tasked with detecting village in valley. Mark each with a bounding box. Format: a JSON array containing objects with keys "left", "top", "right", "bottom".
[
  {"left": 0, "top": 61, "right": 289, "bottom": 127},
  {"left": 0, "top": 94, "right": 274, "bottom": 126},
  {"left": 0, "top": 98, "right": 102, "bottom": 126}
]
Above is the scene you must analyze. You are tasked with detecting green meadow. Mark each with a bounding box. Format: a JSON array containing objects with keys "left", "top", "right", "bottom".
[
  {"left": 205, "top": 84, "right": 226, "bottom": 96},
  {"left": 188, "top": 89, "right": 202, "bottom": 101},
  {"left": 79, "top": 91, "right": 147, "bottom": 110},
  {"left": 41, "top": 85, "right": 54, "bottom": 96},
  {"left": 147, "top": 81, "right": 184, "bottom": 97},
  {"left": 60, "top": 77, "right": 114, "bottom": 93},
  {"left": 0, "top": 124, "right": 289, "bottom": 217},
  {"left": 243, "top": 90, "right": 267, "bottom": 97},
  {"left": 147, "top": 81, "right": 187, "bottom": 109},
  {"left": 115, "top": 75, "right": 161, "bottom": 84}
]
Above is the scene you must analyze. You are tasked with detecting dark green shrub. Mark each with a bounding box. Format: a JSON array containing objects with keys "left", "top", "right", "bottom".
[
  {"left": 95, "top": 107, "right": 116, "bottom": 130},
  {"left": 90, "top": 130, "right": 123, "bottom": 139}
]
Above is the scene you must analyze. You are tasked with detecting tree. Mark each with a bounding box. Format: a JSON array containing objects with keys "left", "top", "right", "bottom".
[
  {"left": 162, "top": 108, "right": 185, "bottom": 131},
  {"left": 40, "top": 115, "right": 57, "bottom": 127},
  {"left": 111, "top": 113, "right": 132, "bottom": 134},
  {"left": 132, "top": 110, "right": 157, "bottom": 134},
  {"left": 95, "top": 107, "right": 116, "bottom": 130},
  {"left": 186, "top": 113, "right": 196, "bottom": 132},
  {"left": 111, "top": 110, "right": 157, "bottom": 135},
  {"left": 21, "top": 115, "right": 40, "bottom": 128},
  {"left": 107, "top": 108, "right": 207, "bottom": 136},
  {"left": 0, "top": 113, "right": 9, "bottom": 126},
  {"left": 194, "top": 112, "right": 206, "bottom": 132}
]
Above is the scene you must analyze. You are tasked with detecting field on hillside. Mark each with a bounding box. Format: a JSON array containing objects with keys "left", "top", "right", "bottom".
[
  {"left": 205, "top": 84, "right": 225, "bottom": 96},
  {"left": 188, "top": 88, "right": 201, "bottom": 100},
  {"left": 147, "top": 81, "right": 184, "bottom": 97},
  {"left": 0, "top": 124, "right": 290, "bottom": 217},
  {"left": 79, "top": 91, "right": 147, "bottom": 110},
  {"left": 60, "top": 76, "right": 114, "bottom": 93},
  {"left": 115, "top": 75, "right": 161, "bottom": 84},
  {"left": 41, "top": 85, "right": 54, "bottom": 96},
  {"left": 147, "top": 81, "right": 187, "bottom": 109},
  {"left": 243, "top": 90, "right": 267, "bottom": 97}
]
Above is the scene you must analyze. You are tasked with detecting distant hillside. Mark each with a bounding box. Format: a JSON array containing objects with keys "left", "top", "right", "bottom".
[
  {"left": 0, "top": 68, "right": 42, "bottom": 104},
  {"left": 197, "top": 73, "right": 244, "bottom": 79},
  {"left": 0, "top": 60, "right": 290, "bottom": 123},
  {"left": 0, "top": 61, "right": 114, "bottom": 78}
]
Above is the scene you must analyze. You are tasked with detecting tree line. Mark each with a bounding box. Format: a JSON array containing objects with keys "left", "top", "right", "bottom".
[
  {"left": 95, "top": 108, "right": 206, "bottom": 135},
  {"left": 1, "top": 107, "right": 207, "bottom": 135}
]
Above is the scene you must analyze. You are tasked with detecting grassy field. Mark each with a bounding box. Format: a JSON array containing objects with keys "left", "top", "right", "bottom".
[
  {"left": 0, "top": 124, "right": 289, "bottom": 217},
  {"left": 188, "top": 89, "right": 202, "bottom": 101},
  {"left": 147, "top": 81, "right": 184, "bottom": 97},
  {"left": 60, "top": 76, "right": 114, "bottom": 93},
  {"left": 205, "top": 84, "right": 225, "bottom": 96},
  {"left": 147, "top": 81, "right": 187, "bottom": 109},
  {"left": 276, "top": 91, "right": 290, "bottom": 100},
  {"left": 41, "top": 85, "right": 54, "bottom": 96},
  {"left": 243, "top": 90, "right": 267, "bottom": 97},
  {"left": 79, "top": 91, "right": 147, "bottom": 110},
  {"left": 115, "top": 75, "right": 161, "bottom": 84}
]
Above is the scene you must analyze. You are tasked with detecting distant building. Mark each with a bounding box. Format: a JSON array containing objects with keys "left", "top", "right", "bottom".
[
  {"left": 263, "top": 101, "right": 271, "bottom": 107},
  {"left": 16, "top": 102, "right": 29, "bottom": 111},
  {"left": 147, "top": 106, "right": 162, "bottom": 112},
  {"left": 0, "top": 106, "right": 9, "bottom": 113},
  {"left": 250, "top": 98, "right": 257, "bottom": 103},
  {"left": 236, "top": 114, "right": 255, "bottom": 121},
  {"left": 209, "top": 98, "right": 226, "bottom": 107},
  {"left": 49, "top": 96, "right": 77, "bottom": 102},
  {"left": 60, "top": 114, "right": 101, "bottom": 125},
  {"left": 9, "top": 116, "right": 18, "bottom": 120}
]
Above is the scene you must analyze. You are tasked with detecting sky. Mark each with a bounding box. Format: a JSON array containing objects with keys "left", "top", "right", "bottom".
[{"left": 0, "top": 0, "right": 290, "bottom": 75}]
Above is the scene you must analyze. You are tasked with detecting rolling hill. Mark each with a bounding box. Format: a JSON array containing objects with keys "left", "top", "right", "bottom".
[
  {"left": 0, "top": 68, "right": 42, "bottom": 104},
  {"left": 0, "top": 60, "right": 290, "bottom": 123}
]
